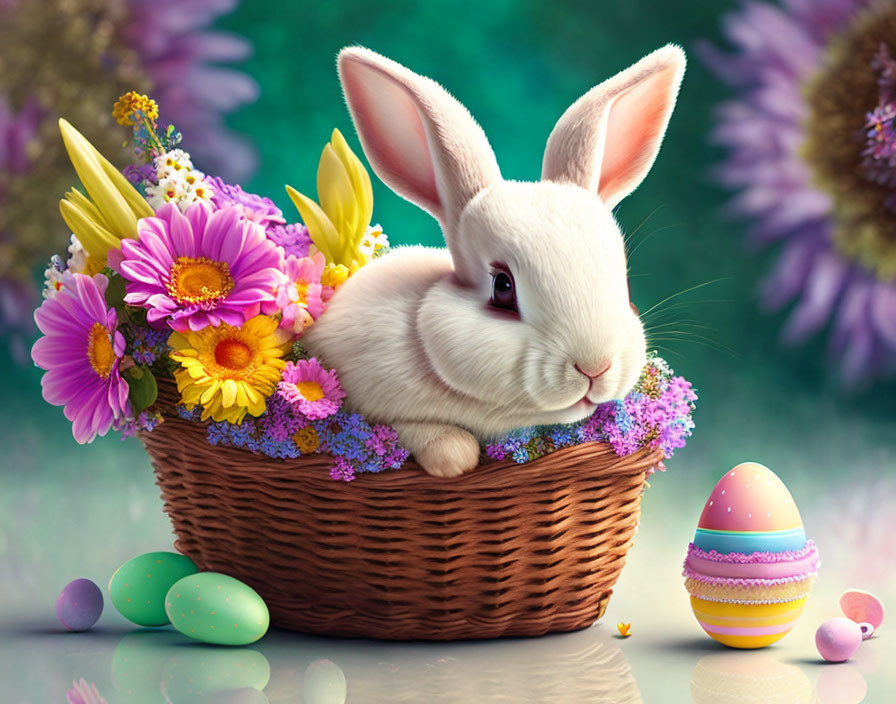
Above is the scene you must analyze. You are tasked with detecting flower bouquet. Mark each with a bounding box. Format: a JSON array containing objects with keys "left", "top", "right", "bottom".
[{"left": 32, "top": 46, "right": 697, "bottom": 640}]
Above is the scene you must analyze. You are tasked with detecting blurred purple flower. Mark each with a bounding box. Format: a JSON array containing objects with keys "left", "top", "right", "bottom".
[
  {"left": 0, "top": 96, "right": 42, "bottom": 362},
  {"left": 123, "top": 0, "right": 260, "bottom": 181},
  {"left": 0, "top": 0, "right": 259, "bottom": 357},
  {"left": 700, "top": 0, "right": 896, "bottom": 386},
  {"left": 811, "top": 475, "right": 896, "bottom": 588}
]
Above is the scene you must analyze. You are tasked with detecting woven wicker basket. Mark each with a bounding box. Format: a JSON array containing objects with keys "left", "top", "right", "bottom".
[{"left": 141, "top": 379, "right": 660, "bottom": 640}]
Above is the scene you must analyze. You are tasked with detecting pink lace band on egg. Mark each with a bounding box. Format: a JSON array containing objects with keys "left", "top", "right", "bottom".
[
  {"left": 686, "top": 540, "right": 818, "bottom": 564},
  {"left": 683, "top": 541, "right": 820, "bottom": 581}
]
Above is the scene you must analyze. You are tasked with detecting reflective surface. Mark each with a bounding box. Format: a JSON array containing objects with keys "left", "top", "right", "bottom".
[{"left": 1, "top": 434, "right": 892, "bottom": 703}]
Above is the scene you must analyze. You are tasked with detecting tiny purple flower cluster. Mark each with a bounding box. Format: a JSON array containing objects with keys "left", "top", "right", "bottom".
[
  {"left": 125, "top": 324, "right": 171, "bottom": 365},
  {"left": 205, "top": 176, "right": 313, "bottom": 260},
  {"left": 485, "top": 353, "right": 696, "bottom": 475},
  {"left": 116, "top": 409, "right": 163, "bottom": 439},
  {"left": 204, "top": 399, "right": 410, "bottom": 481},
  {"left": 267, "top": 223, "right": 313, "bottom": 260},
  {"left": 207, "top": 175, "right": 285, "bottom": 229}
]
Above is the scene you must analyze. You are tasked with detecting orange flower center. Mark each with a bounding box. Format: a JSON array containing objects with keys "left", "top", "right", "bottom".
[
  {"left": 214, "top": 338, "right": 253, "bottom": 370},
  {"left": 294, "top": 381, "right": 324, "bottom": 401},
  {"left": 167, "top": 256, "right": 234, "bottom": 304},
  {"left": 87, "top": 322, "right": 115, "bottom": 379}
]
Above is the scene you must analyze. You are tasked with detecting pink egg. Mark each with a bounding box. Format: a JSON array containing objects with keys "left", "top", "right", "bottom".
[
  {"left": 840, "top": 589, "right": 884, "bottom": 631},
  {"left": 815, "top": 617, "right": 862, "bottom": 663},
  {"left": 698, "top": 462, "right": 803, "bottom": 532}
]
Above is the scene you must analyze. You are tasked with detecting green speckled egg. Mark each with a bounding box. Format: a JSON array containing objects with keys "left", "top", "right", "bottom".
[
  {"left": 109, "top": 552, "right": 198, "bottom": 627},
  {"left": 161, "top": 645, "right": 270, "bottom": 701},
  {"left": 165, "top": 572, "right": 269, "bottom": 646}
]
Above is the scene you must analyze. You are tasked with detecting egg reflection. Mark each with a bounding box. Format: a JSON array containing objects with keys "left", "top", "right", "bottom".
[
  {"left": 690, "top": 653, "right": 816, "bottom": 704},
  {"left": 110, "top": 630, "right": 270, "bottom": 703}
]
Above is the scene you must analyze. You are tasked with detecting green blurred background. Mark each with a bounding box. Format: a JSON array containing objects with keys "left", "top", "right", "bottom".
[{"left": 2, "top": 1, "right": 894, "bottom": 700}]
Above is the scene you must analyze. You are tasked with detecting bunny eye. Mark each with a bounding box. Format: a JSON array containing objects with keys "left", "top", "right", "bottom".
[{"left": 490, "top": 266, "right": 518, "bottom": 313}]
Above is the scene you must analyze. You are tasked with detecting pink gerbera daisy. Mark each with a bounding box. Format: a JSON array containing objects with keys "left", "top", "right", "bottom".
[
  {"left": 274, "top": 252, "right": 327, "bottom": 334},
  {"left": 278, "top": 358, "right": 346, "bottom": 420},
  {"left": 118, "top": 201, "right": 283, "bottom": 332},
  {"left": 31, "top": 273, "right": 130, "bottom": 443}
]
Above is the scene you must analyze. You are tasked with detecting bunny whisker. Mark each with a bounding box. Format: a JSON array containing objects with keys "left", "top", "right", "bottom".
[
  {"left": 627, "top": 223, "right": 682, "bottom": 261},
  {"left": 622, "top": 203, "right": 666, "bottom": 246},
  {"left": 639, "top": 279, "right": 728, "bottom": 320}
]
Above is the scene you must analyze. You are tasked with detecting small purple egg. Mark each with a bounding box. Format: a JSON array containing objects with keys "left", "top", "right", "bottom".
[
  {"left": 56, "top": 578, "right": 103, "bottom": 632},
  {"left": 815, "top": 617, "right": 862, "bottom": 663}
]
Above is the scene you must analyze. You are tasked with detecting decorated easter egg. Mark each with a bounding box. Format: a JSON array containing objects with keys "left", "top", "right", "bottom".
[
  {"left": 165, "top": 572, "right": 269, "bottom": 646},
  {"left": 684, "top": 462, "right": 819, "bottom": 648},
  {"left": 161, "top": 645, "right": 270, "bottom": 701},
  {"left": 109, "top": 551, "right": 198, "bottom": 627},
  {"left": 56, "top": 578, "right": 104, "bottom": 631}
]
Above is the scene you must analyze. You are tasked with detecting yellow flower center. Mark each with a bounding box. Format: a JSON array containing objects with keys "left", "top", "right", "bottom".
[
  {"left": 87, "top": 322, "right": 114, "bottom": 379},
  {"left": 214, "top": 338, "right": 253, "bottom": 370},
  {"left": 294, "top": 381, "right": 324, "bottom": 401},
  {"left": 167, "top": 256, "right": 234, "bottom": 304}
]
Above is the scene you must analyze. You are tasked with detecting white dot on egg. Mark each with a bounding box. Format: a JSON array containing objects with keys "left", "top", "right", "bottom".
[
  {"left": 767, "top": 512, "right": 772, "bottom": 517},
  {"left": 721, "top": 490, "right": 726, "bottom": 495},
  {"left": 748, "top": 513, "right": 752, "bottom": 518},
  {"left": 727, "top": 507, "right": 732, "bottom": 512},
  {"left": 709, "top": 501, "right": 714, "bottom": 506}
]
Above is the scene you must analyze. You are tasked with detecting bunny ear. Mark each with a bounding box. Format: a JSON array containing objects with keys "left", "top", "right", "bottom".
[
  {"left": 542, "top": 45, "right": 685, "bottom": 210},
  {"left": 338, "top": 47, "right": 501, "bottom": 281}
]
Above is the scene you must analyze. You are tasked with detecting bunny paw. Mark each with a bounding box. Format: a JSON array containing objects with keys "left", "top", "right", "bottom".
[{"left": 395, "top": 422, "right": 481, "bottom": 478}]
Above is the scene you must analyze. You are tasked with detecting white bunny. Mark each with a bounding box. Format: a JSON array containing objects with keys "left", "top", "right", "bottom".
[{"left": 302, "top": 45, "right": 686, "bottom": 477}]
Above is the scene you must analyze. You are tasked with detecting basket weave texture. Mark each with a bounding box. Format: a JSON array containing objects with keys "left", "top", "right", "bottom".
[{"left": 142, "top": 379, "right": 660, "bottom": 640}]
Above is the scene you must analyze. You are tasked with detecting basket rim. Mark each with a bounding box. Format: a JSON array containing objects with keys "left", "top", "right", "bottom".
[{"left": 146, "top": 377, "right": 663, "bottom": 489}]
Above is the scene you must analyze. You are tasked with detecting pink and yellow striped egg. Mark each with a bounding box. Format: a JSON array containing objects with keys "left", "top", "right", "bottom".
[{"left": 687, "top": 462, "right": 817, "bottom": 649}]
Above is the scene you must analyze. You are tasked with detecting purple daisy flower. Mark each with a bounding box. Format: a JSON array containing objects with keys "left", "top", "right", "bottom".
[
  {"left": 700, "top": 0, "right": 896, "bottom": 385},
  {"left": 31, "top": 273, "right": 130, "bottom": 444},
  {"left": 118, "top": 201, "right": 283, "bottom": 332}
]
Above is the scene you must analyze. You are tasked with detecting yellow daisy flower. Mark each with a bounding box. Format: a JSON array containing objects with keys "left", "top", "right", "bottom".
[{"left": 169, "top": 315, "right": 290, "bottom": 424}]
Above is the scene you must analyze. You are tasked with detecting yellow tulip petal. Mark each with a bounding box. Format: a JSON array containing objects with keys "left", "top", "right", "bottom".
[
  {"left": 286, "top": 185, "right": 339, "bottom": 263},
  {"left": 65, "top": 188, "right": 111, "bottom": 232},
  {"left": 317, "top": 143, "right": 358, "bottom": 244},
  {"left": 331, "top": 128, "right": 373, "bottom": 248},
  {"left": 59, "top": 199, "right": 120, "bottom": 259},
  {"left": 97, "top": 150, "right": 153, "bottom": 221},
  {"left": 59, "top": 119, "right": 137, "bottom": 241}
]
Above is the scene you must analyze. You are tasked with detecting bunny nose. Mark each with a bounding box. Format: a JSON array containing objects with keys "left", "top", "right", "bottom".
[{"left": 575, "top": 361, "right": 611, "bottom": 379}]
